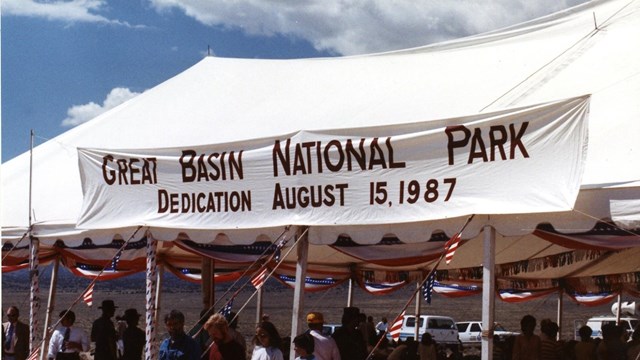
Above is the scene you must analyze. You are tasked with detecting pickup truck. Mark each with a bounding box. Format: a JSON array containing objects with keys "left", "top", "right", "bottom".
[{"left": 456, "top": 321, "right": 518, "bottom": 345}]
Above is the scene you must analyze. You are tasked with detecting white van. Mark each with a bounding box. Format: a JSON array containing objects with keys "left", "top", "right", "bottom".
[
  {"left": 584, "top": 316, "right": 638, "bottom": 339},
  {"left": 388, "top": 314, "right": 460, "bottom": 346}
]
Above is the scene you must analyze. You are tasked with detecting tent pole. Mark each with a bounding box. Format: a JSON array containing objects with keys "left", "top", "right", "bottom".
[
  {"left": 145, "top": 236, "right": 159, "bottom": 360},
  {"left": 256, "top": 286, "right": 264, "bottom": 325},
  {"left": 28, "top": 129, "right": 40, "bottom": 354},
  {"left": 616, "top": 293, "right": 622, "bottom": 326},
  {"left": 155, "top": 263, "right": 164, "bottom": 327},
  {"left": 347, "top": 278, "right": 354, "bottom": 307},
  {"left": 40, "top": 256, "right": 60, "bottom": 360},
  {"left": 414, "top": 281, "right": 422, "bottom": 341},
  {"left": 29, "top": 235, "right": 40, "bottom": 354},
  {"left": 289, "top": 226, "right": 309, "bottom": 360},
  {"left": 201, "top": 257, "right": 214, "bottom": 310},
  {"left": 557, "top": 289, "right": 563, "bottom": 340},
  {"left": 481, "top": 224, "right": 495, "bottom": 360}
]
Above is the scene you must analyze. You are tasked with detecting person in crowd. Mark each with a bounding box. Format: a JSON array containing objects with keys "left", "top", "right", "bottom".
[
  {"left": 117, "top": 309, "right": 145, "bottom": 360},
  {"left": 305, "top": 312, "right": 340, "bottom": 360},
  {"left": 387, "top": 338, "right": 418, "bottom": 360},
  {"left": 597, "top": 323, "right": 627, "bottom": 360},
  {"left": 293, "top": 333, "right": 315, "bottom": 360},
  {"left": 540, "top": 319, "right": 562, "bottom": 360},
  {"left": 3, "top": 306, "right": 29, "bottom": 360},
  {"left": 512, "top": 314, "right": 541, "bottom": 360},
  {"left": 91, "top": 300, "right": 119, "bottom": 360},
  {"left": 331, "top": 307, "right": 367, "bottom": 360},
  {"left": 627, "top": 326, "right": 640, "bottom": 360},
  {"left": 574, "top": 325, "right": 596, "bottom": 360},
  {"left": 251, "top": 321, "right": 284, "bottom": 360},
  {"left": 204, "top": 313, "right": 246, "bottom": 360},
  {"left": 375, "top": 317, "right": 388, "bottom": 336},
  {"left": 418, "top": 333, "right": 437, "bottom": 360},
  {"left": 159, "top": 310, "right": 200, "bottom": 360},
  {"left": 47, "top": 311, "right": 90, "bottom": 360},
  {"left": 225, "top": 311, "right": 247, "bottom": 355}
]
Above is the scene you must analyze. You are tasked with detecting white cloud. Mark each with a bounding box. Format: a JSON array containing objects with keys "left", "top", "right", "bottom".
[
  {"left": 61, "top": 87, "right": 141, "bottom": 127},
  {"left": 149, "top": 0, "right": 587, "bottom": 55},
  {"left": 2, "top": 0, "right": 145, "bottom": 28}
]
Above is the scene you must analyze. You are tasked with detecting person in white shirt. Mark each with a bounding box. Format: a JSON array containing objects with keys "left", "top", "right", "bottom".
[
  {"left": 375, "top": 317, "right": 388, "bottom": 336},
  {"left": 47, "top": 311, "right": 89, "bottom": 360},
  {"left": 306, "top": 312, "right": 340, "bottom": 360}
]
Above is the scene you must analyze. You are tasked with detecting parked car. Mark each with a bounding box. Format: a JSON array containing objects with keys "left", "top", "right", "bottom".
[
  {"left": 575, "top": 316, "right": 639, "bottom": 340},
  {"left": 456, "top": 321, "right": 518, "bottom": 346},
  {"left": 387, "top": 314, "right": 461, "bottom": 356}
]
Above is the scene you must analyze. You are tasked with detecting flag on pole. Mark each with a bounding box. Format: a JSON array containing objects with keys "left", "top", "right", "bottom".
[
  {"left": 27, "top": 348, "right": 39, "bottom": 360},
  {"left": 273, "top": 239, "right": 287, "bottom": 263},
  {"left": 83, "top": 283, "right": 95, "bottom": 307},
  {"left": 444, "top": 233, "right": 461, "bottom": 265},
  {"left": 219, "top": 298, "right": 234, "bottom": 317},
  {"left": 388, "top": 310, "right": 405, "bottom": 342},
  {"left": 423, "top": 272, "right": 436, "bottom": 304},
  {"left": 251, "top": 268, "right": 268, "bottom": 289}
]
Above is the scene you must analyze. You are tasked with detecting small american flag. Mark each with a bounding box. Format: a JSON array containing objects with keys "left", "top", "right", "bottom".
[
  {"left": 251, "top": 268, "right": 268, "bottom": 289},
  {"left": 273, "top": 239, "right": 287, "bottom": 263},
  {"left": 444, "top": 233, "right": 461, "bottom": 265},
  {"left": 388, "top": 310, "right": 405, "bottom": 342},
  {"left": 423, "top": 272, "right": 436, "bottom": 304},
  {"left": 27, "top": 348, "right": 39, "bottom": 360},
  {"left": 219, "top": 298, "right": 234, "bottom": 317},
  {"left": 83, "top": 283, "right": 95, "bottom": 306}
]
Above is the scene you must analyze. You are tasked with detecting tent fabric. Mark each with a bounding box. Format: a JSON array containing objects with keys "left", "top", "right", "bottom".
[{"left": 2, "top": 0, "right": 640, "bottom": 246}]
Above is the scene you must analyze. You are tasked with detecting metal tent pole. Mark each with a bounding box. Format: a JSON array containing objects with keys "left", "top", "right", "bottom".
[
  {"left": 481, "top": 225, "right": 496, "bottom": 360},
  {"left": 289, "top": 227, "right": 309, "bottom": 360}
]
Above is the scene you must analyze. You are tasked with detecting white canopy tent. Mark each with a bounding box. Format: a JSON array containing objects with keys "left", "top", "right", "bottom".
[{"left": 2, "top": 0, "right": 640, "bottom": 359}]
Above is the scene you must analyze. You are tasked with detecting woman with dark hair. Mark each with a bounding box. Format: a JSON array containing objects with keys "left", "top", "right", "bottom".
[{"left": 251, "top": 322, "right": 284, "bottom": 360}]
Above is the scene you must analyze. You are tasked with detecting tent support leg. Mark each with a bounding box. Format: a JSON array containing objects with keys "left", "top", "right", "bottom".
[
  {"left": 557, "top": 289, "right": 563, "bottom": 340},
  {"left": 414, "top": 281, "right": 422, "bottom": 341},
  {"left": 289, "top": 227, "right": 309, "bottom": 360},
  {"left": 481, "top": 225, "right": 495, "bottom": 360},
  {"left": 145, "top": 236, "right": 159, "bottom": 360},
  {"left": 40, "top": 256, "right": 60, "bottom": 360},
  {"left": 347, "top": 278, "right": 354, "bottom": 307},
  {"left": 256, "top": 286, "right": 264, "bottom": 325},
  {"left": 155, "top": 263, "right": 164, "bottom": 327},
  {"left": 202, "top": 258, "right": 215, "bottom": 311},
  {"left": 29, "top": 235, "right": 40, "bottom": 354}
]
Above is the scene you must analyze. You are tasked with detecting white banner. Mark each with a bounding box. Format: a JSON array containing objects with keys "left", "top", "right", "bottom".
[{"left": 77, "top": 96, "right": 589, "bottom": 230}]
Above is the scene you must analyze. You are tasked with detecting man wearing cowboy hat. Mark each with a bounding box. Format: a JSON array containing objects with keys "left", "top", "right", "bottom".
[
  {"left": 117, "top": 309, "right": 145, "bottom": 360},
  {"left": 91, "top": 300, "right": 118, "bottom": 360}
]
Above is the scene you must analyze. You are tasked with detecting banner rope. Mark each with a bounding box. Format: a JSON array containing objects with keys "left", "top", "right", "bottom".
[
  {"left": 25, "top": 226, "right": 145, "bottom": 360},
  {"left": 366, "top": 215, "right": 475, "bottom": 359},
  {"left": 185, "top": 225, "right": 293, "bottom": 337}
]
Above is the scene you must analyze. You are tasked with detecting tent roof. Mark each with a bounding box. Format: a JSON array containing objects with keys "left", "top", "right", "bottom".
[{"left": 2, "top": 0, "right": 640, "bottom": 245}]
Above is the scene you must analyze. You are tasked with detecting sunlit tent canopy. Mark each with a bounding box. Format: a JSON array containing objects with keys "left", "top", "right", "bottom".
[{"left": 2, "top": 0, "right": 640, "bottom": 358}]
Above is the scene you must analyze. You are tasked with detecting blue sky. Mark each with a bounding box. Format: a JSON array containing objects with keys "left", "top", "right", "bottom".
[{"left": 1, "top": 0, "right": 586, "bottom": 162}]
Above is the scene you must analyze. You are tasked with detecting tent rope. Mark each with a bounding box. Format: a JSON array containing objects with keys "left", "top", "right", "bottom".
[
  {"left": 198, "top": 226, "right": 309, "bottom": 359},
  {"left": 2, "top": 230, "right": 30, "bottom": 262},
  {"left": 29, "top": 225, "right": 145, "bottom": 360},
  {"left": 479, "top": 0, "right": 634, "bottom": 113},
  {"left": 186, "top": 225, "right": 293, "bottom": 335},
  {"left": 366, "top": 215, "right": 475, "bottom": 359}
]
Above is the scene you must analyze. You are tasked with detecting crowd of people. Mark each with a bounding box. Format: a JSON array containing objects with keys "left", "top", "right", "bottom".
[{"left": 4, "top": 304, "right": 640, "bottom": 360}]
